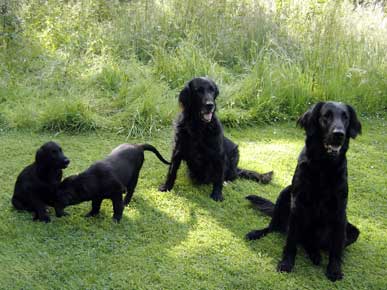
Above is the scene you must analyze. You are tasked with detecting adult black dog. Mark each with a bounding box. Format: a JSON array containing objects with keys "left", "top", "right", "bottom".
[
  {"left": 12, "top": 141, "right": 70, "bottom": 222},
  {"left": 159, "top": 77, "right": 273, "bottom": 201},
  {"left": 56, "top": 144, "right": 170, "bottom": 222},
  {"left": 246, "top": 102, "right": 361, "bottom": 282}
]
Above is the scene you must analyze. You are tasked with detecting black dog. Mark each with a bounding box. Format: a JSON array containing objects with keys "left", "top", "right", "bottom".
[
  {"left": 246, "top": 102, "right": 362, "bottom": 281},
  {"left": 159, "top": 77, "right": 273, "bottom": 201},
  {"left": 12, "top": 141, "right": 70, "bottom": 222},
  {"left": 56, "top": 144, "right": 170, "bottom": 222}
]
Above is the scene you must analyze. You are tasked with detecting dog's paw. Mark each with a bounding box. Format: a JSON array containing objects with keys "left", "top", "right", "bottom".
[
  {"left": 56, "top": 210, "right": 69, "bottom": 218},
  {"left": 308, "top": 251, "right": 322, "bottom": 266},
  {"left": 85, "top": 211, "right": 99, "bottom": 218},
  {"left": 260, "top": 171, "right": 274, "bottom": 184},
  {"left": 210, "top": 192, "right": 224, "bottom": 202},
  {"left": 326, "top": 265, "right": 343, "bottom": 282},
  {"left": 277, "top": 259, "right": 293, "bottom": 273},
  {"left": 246, "top": 230, "right": 265, "bottom": 240},
  {"left": 158, "top": 184, "right": 171, "bottom": 192},
  {"left": 38, "top": 215, "right": 51, "bottom": 223},
  {"left": 112, "top": 215, "right": 122, "bottom": 223}
]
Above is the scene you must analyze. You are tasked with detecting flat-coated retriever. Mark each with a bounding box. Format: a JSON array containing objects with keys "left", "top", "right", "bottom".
[
  {"left": 159, "top": 77, "right": 273, "bottom": 201},
  {"left": 246, "top": 102, "right": 362, "bottom": 281},
  {"left": 56, "top": 144, "right": 170, "bottom": 222},
  {"left": 12, "top": 141, "right": 70, "bottom": 222}
]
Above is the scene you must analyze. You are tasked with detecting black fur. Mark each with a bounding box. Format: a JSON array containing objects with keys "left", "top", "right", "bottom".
[
  {"left": 56, "top": 143, "right": 170, "bottom": 222},
  {"left": 246, "top": 102, "right": 361, "bottom": 282},
  {"left": 159, "top": 77, "right": 273, "bottom": 201},
  {"left": 12, "top": 141, "right": 70, "bottom": 222}
]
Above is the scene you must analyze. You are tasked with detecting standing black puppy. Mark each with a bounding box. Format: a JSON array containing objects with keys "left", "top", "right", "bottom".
[
  {"left": 159, "top": 77, "right": 273, "bottom": 201},
  {"left": 12, "top": 141, "right": 70, "bottom": 222},
  {"left": 246, "top": 102, "right": 362, "bottom": 281},
  {"left": 56, "top": 143, "right": 170, "bottom": 222}
]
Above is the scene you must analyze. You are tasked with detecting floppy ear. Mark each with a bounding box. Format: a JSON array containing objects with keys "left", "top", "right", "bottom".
[
  {"left": 347, "top": 105, "right": 362, "bottom": 138},
  {"left": 35, "top": 147, "right": 47, "bottom": 165},
  {"left": 297, "top": 102, "right": 325, "bottom": 136},
  {"left": 178, "top": 83, "right": 192, "bottom": 110},
  {"left": 212, "top": 80, "right": 219, "bottom": 99}
]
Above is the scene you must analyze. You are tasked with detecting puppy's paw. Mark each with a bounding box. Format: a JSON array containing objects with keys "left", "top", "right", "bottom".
[
  {"left": 55, "top": 210, "right": 69, "bottom": 217},
  {"left": 260, "top": 171, "right": 274, "bottom": 184},
  {"left": 277, "top": 259, "right": 293, "bottom": 273},
  {"left": 246, "top": 230, "right": 265, "bottom": 240},
  {"left": 326, "top": 265, "right": 343, "bottom": 282},
  {"left": 85, "top": 211, "right": 99, "bottom": 218},
  {"left": 158, "top": 184, "right": 171, "bottom": 192},
  {"left": 308, "top": 251, "right": 322, "bottom": 266},
  {"left": 210, "top": 192, "right": 224, "bottom": 202},
  {"left": 112, "top": 215, "right": 122, "bottom": 223},
  {"left": 38, "top": 215, "right": 51, "bottom": 223}
]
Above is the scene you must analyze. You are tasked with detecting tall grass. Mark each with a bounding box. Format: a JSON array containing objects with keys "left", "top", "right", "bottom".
[{"left": 0, "top": 0, "right": 386, "bottom": 134}]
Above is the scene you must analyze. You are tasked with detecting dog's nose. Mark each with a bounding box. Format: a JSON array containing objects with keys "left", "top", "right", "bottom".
[
  {"left": 64, "top": 158, "right": 70, "bottom": 166},
  {"left": 332, "top": 129, "right": 345, "bottom": 140},
  {"left": 205, "top": 103, "right": 214, "bottom": 111}
]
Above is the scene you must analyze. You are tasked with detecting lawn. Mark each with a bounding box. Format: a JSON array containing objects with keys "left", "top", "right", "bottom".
[{"left": 0, "top": 118, "right": 386, "bottom": 290}]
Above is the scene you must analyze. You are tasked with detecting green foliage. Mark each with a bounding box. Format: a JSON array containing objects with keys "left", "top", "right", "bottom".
[
  {"left": 0, "top": 119, "right": 386, "bottom": 289},
  {"left": 0, "top": 0, "right": 386, "bottom": 134}
]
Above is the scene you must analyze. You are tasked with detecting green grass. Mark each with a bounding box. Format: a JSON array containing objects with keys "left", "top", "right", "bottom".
[
  {"left": 0, "top": 118, "right": 386, "bottom": 289},
  {"left": 0, "top": 0, "right": 386, "bottom": 134}
]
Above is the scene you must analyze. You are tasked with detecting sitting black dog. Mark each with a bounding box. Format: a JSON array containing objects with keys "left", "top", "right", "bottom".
[
  {"left": 246, "top": 102, "right": 362, "bottom": 282},
  {"left": 12, "top": 141, "right": 70, "bottom": 222},
  {"left": 159, "top": 77, "right": 273, "bottom": 201},
  {"left": 56, "top": 143, "right": 170, "bottom": 222}
]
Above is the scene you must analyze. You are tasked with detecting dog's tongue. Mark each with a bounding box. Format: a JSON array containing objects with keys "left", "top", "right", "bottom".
[{"left": 203, "top": 112, "right": 213, "bottom": 122}]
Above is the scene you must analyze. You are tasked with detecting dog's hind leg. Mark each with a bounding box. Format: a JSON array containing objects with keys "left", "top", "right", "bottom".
[
  {"left": 237, "top": 168, "right": 273, "bottom": 184},
  {"left": 345, "top": 222, "right": 360, "bottom": 247},
  {"left": 85, "top": 198, "right": 103, "bottom": 217},
  {"left": 124, "top": 171, "right": 140, "bottom": 206}
]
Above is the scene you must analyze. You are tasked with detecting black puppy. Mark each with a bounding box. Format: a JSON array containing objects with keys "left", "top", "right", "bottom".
[
  {"left": 12, "top": 141, "right": 70, "bottom": 222},
  {"left": 159, "top": 77, "right": 273, "bottom": 201},
  {"left": 246, "top": 102, "right": 361, "bottom": 281},
  {"left": 56, "top": 143, "right": 170, "bottom": 222}
]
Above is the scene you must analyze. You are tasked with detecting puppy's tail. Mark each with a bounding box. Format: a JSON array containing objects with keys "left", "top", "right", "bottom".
[
  {"left": 246, "top": 195, "right": 275, "bottom": 217},
  {"left": 237, "top": 168, "right": 273, "bottom": 184},
  {"left": 141, "top": 144, "right": 171, "bottom": 165}
]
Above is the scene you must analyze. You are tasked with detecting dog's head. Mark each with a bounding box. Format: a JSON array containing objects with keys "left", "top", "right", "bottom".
[
  {"left": 297, "top": 102, "right": 361, "bottom": 157},
  {"left": 56, "top": 175, "right": 84, "bottom": 206},
  {"left": 178, "top": 77, "right": 219, "bottom": 123},
  {"left": 35, "top": 141, "right": 70, "bottom": 169}
]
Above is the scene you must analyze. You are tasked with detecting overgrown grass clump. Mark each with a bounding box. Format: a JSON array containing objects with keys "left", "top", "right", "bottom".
[{"left": 0, "top": 0, "right": 386, "bottom": 134}]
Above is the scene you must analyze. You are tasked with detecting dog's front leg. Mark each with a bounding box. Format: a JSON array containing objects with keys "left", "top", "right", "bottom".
[
  {"left": 159, "top": 149, "right": 182, "bottom": 192},
  {"left": 326, "top": 219, "right": 346, "bottom": 282},
  {"left": 277, "top": 213, "right": 299, "bottom": 272},
  {"left": 210, "top": 159, "right": 225, "bottom": 202}
]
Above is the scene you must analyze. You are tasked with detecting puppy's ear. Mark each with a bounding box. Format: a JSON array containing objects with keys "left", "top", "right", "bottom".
[
  {"left": 347, "top": 105, "right": 362, "bottom": 138},
  {"left": 178, "top": 83, "right": 191, "bottom": 110},
  {"left": 212, "top": 80, "right": 219, "bottom": 99},
  {"left": 35, "top": 147, "right": 47, "bottom": 165},
  {"left": 297, "top": 102, "right": 325, "bottom": 136}
]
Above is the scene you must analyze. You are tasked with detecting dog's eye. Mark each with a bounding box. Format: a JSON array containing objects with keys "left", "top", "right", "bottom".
[
  {"left": 342, "top": 112, "right": 348, "bottom": 120},
  {"left": 209, "top": 86, "right": 214, "bottom": 92}
]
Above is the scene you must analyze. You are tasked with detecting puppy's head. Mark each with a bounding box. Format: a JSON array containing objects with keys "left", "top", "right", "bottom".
[
  {"left": 297, "top": 102, "right": 361, "bottom": 157},
  {"left": 57, "top": 175, "right": 84, "bottom": 206},
  {"left": 35, "top": 141, "right": 70, "bottom": 169},
  {"left": 178, "top": 77, "right": 219, "bottom": 123}
]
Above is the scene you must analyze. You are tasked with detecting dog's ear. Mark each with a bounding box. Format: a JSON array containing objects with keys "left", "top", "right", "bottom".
[
  {"left": 178, "top": 83, "right": 192, "bottom": 110},
  {"left": 35, "top": 147, "right": 47, "bottom": 165},
  {"left": 297, "top": 102, "right": 325, "bottom": 136},
  {"left": 211, "top": 79, "right": 219, "bottom": 99},
  {"left": 347, "top": 104, "right": 362, "bottom": 138}
]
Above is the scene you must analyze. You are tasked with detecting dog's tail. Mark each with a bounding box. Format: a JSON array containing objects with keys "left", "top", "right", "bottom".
[
  {"left": 237, "top": 168, "right": 273, "bottom": 184},
  {"left": 246, "top": 195, "right": 275, "bottom": 217},
  {"left": 141, "top": 144, "right": 171, "bottom": 165}
]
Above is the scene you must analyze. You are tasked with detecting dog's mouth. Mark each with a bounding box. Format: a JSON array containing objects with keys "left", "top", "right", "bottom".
[
  {"left": 201, "top": 112, "right": 213, "bottom": 123},
  {"left": 324, "top": 143, "right": 342, "bottom": 156}
]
